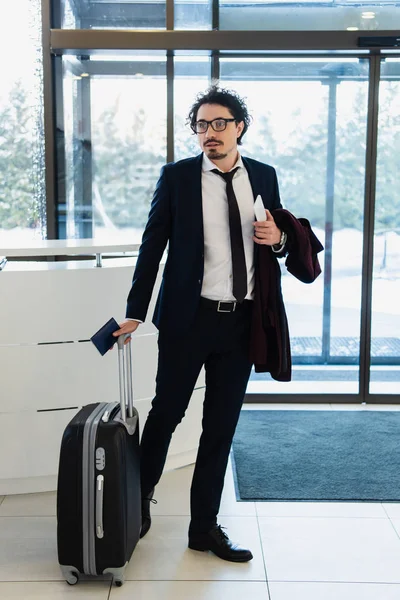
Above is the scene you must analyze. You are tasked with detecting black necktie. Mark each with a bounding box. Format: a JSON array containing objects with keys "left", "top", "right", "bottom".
[{"left": 212, "top": 167, "right": 247, "bottom": 303}]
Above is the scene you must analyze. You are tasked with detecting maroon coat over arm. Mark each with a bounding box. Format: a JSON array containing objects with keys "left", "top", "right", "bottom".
[{"left": 250, "top": 209, "right": 324, "bottom": 381}]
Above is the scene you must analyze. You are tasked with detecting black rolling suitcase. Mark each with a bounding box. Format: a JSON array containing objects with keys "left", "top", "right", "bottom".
[{"left": 57, "top": 335, "right": 141, "bottom": 587}]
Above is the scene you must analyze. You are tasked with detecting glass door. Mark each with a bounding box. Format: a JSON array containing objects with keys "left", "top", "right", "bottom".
[
  {"left": 220, "top": 57, "right": 370, "bottom": 396},
  {"left": 369, "top": 57, "right": 400, "bottom": 396}
]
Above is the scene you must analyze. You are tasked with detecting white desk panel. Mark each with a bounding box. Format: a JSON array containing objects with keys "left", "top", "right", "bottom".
[
  {"left": 1, "top": 238, "right": 139, "bottom": 257},
  {"left": 0, "top": 341, "right": 118, "bottom": 412},
  {"left": 0, "top": 259, "right": 162, "bottom": 344},
  {"left": 0, "top": 252, "right": 208, "bottom": 495},
  {"left": 0, "top": 409, "right": 78, "bottom": 485}
]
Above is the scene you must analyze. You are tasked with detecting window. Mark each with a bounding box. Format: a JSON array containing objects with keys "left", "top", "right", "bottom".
[
  {"left": 0, "top": 0, "right": 45, "bottom": 245},
  {"left": 55, "top": 53, "right": 167, "bottom": 241},
  {"left": 174, "top": 55, "right": 211, "bottom": 161},
  {"left": 175, "top": 0, "right": 212, "bottom": 29},
  {"left": 57, "top": 0, "right": 166, "bottom": 29},
  {"left": 219, "top": 0, "right": 400, "bottom": 32}
]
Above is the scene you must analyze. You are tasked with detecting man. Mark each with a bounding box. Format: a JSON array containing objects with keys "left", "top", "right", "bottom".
[{"left": 114, "top": 86, "right": 289, "bottom": 563}]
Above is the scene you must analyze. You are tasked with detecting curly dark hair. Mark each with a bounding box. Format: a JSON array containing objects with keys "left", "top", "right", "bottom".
[{"left": 187, "top": 85, "right": 252, "bottom": 145}]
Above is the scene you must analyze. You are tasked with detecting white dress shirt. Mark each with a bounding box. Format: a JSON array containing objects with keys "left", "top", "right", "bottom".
[{"left": 201, "top": 153, "right": 256, "bottom": 301}]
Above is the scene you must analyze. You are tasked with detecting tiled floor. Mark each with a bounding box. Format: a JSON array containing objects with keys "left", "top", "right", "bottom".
[{"left": 1, "top": 405, "right": 400, "bottom": 599}]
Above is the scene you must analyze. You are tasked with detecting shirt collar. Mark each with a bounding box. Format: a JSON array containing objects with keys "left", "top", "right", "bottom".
[{"left": 202, "top": 152, "right": 243, "bottom": 173}]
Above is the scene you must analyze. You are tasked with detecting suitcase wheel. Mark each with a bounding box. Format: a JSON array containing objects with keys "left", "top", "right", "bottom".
[
  {"left": 65, "top": 571, "right": 79, "bottom": 585},
  {"left": 115, "top": 579, "right": 123, "bottom": 587}
]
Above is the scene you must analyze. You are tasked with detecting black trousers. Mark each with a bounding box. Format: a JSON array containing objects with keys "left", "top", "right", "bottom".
[{"left": 139, "top": 299, "right": 253, "bottom": 536}]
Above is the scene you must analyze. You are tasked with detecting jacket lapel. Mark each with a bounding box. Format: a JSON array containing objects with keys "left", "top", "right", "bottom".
[
  {"left": 195, "top": 153, "right": 204, "bottom": 241},
  {"left": 184, "top": 154, "right": 204, "bottom": 249},
  {"left": 241, "top": 156, "right": 260, "bottom": 202},
  {"left": 242, "top": 156, "right": 261, "bottom": 262}
]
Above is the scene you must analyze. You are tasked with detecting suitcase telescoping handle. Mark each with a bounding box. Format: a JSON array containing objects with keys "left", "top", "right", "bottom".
[{"left": 117, "top": 334, "right": 134, "bottom": 423}]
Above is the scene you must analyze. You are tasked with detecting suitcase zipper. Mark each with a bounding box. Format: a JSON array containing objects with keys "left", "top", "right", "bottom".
[
  {"left": 102, "top": 410, "right": 111, "bottom": 423},
  {"left": 82, "top": 403, "right": 107, "bottom": 576},
  {"left": 101, "top": 402, "right": 119, "bottom": 423}
]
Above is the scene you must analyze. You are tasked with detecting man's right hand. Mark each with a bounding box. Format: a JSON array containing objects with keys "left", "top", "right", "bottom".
[{"left": 112, "top": 320, "right": 141, "bottom": 345}]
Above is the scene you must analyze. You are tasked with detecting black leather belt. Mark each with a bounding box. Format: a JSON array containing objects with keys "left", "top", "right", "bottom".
[{"left": 199, "top": 297, "right": 252, "bottom": 313}]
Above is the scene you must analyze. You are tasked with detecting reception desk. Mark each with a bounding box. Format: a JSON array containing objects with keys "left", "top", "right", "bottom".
[{"left": 0, "top": 241, "right": 204, "bottom": 495}]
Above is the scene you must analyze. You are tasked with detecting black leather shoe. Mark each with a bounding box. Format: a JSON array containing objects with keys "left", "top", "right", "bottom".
[
  {"left": 140, "top": 488, "right": 156, "bottom": 539},
  {"left": 188, "top": 525, "right": 253, "bottom": 562}
]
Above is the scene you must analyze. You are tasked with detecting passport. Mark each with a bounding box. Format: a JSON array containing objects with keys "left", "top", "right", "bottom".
[{"left": 90, "top": 317, "right": 120, "bottom": 356}]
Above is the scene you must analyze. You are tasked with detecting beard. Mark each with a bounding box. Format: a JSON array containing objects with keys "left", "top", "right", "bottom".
[{"left": 205, "top": 146, "right": 227, "bottom": 160}]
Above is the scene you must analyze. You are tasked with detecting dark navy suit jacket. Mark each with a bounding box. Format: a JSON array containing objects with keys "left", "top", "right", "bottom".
[{"left": 126, "top": 153, "right": 282, "bottom": 336}]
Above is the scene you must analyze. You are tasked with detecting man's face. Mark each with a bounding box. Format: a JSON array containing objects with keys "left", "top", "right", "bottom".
[{"left": 195, "top": 103, "right": 244, "bottom": 162}]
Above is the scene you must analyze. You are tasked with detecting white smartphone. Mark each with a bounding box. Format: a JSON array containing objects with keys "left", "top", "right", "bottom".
[{"left": 254, "top": 195, "right": 266, "bottom": 222}]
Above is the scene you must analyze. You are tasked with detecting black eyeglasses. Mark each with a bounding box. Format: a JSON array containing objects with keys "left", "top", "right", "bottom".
[{"left": 192, "top": 118, "right": 236, "bottom": 134}]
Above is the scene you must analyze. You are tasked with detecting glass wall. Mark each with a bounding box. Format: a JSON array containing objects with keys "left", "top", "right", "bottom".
[
  {"left": 220, "top": 0, "right": 400, "bottom": 32},
  {"left": 57, "top": 0, "right": 213, "bottom": 30},
  {"left": 220, "top": 58, "right": 369, "bottom": 393},
  {"left": 174, "top": 55, "right": 211, "bottom": 160},
  {"left": 369, "top": 57, "right": 400, "bottom": 394},
  {"left": 57, "top": 0, "right": 400, "bottom": 31},
  {"left": 58, "top": 0, "right": 166, "bottom": 29},
  {"left": 0, "top": 0, "right": 45, "bottom": 245},
  {"left": 56, "top": 53, "right": 167, "bottom": 241},
  {"left": 175, "top": 0, "right": 212, "bottom": 30},
  {"left": 5, "top": 0, "right": 396, "bottom": 400}
]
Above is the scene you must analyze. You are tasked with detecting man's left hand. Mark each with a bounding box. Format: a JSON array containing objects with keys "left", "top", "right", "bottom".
[{"left": 253, "top": 209, "right": 282, "bottom": 246}]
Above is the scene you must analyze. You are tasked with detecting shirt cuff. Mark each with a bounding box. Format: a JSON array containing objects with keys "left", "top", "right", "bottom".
[{"left": 126, "top": 318, "right": 143, "bottom": 323}]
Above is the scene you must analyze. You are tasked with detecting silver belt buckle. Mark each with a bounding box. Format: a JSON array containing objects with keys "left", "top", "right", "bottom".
[{"left": 217, "top": 301, "right": 236, "bottom": 313}]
